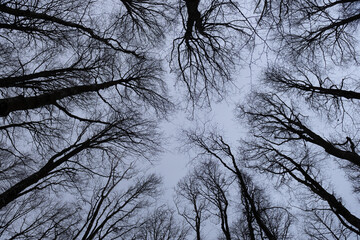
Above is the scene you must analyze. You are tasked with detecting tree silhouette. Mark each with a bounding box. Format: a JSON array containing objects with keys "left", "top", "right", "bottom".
[
  {"left": 171, "top": 0, "right": 254, "bottom": 105},
  {"left": 133, "top": 205, "right": 190, "bottom": 240},
  {"left": 0, "top": 0, "right": 172, "bottom": 238},
  {"left": 257, "top": 0, "right": 360, "bottom": 63},
  {"left": 183, "top": 131, "right": 293, "bottom": 239},
  {"left": 238, "top": 85, "right": 360, "bottom": 237},
  {"left": 175, "top": 172, "right": 210, "bottom": 240},
  {"left": 1, "top": 0, "right": 360, "bottom": 239},
  {"left": 235, "top": 1, "right": 360, "bottom": 237}
]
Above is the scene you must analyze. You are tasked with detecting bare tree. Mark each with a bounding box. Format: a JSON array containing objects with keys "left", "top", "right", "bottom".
[
  {"left": 256, "top": 0, "right": 360, "bottom": 63},
  {"left": 238, "top": 90, "right": 360, "bottom": 237},
  {"left": 5, "top": 0, "right": 360, "bottom": 239},
  {"left": 73, "top": 165, "right": 162, "bottom": 240},
  {"left": 171, "top": 0, "right": 254, "bottom": 105},
  {"left": 175, "top": 173, "right": 210, "bottom": 240},
  {"left": 194, "top": 160, "right": 233, "bottom": 240},
  {"left": 304, "top": 207, "right": 357, "bottom": 240},
  {"left": 0, "top": 195, "right": 80, "bottom": 239},
  {"left": 0, "top": 0, "right": 175, "bottom": 238},
  {"left": 133, "top": 205, "right": 190, "bottom": 240},
  {"left": 0, "top": 158, "right": 163, "bottom": 239},
  {"left": 0, "top": 112, "right": 161, "bottom": 208},
  {"left": 186, "top": 131, "right": 293, "bottom": 239},
  {"left": 231, "top": 0, "right": 360, "bottom": 238}
]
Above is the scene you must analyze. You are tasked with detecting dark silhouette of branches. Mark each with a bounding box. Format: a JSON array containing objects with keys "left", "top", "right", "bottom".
[
  {"left": 0, "top": 114, "right": 160, "bottom": 210},
  {"left": 171, "top": 0, "right": 254, "bottom": 105},
  {"left": 244, "top": 140, "right": 360, "bottom": 234},
  {"left": 305, "top": 210, "right": 356, "bottom": 240},
  {"left": 175, "top": 173, "right": 210, "bottom": 240},
  {"left": 133, "top": 205, "right": 190, "bottom": 240},
  {"left": 0, "top": 159, "right": 163, "bottom": 239},
  {"left": 257, "top": 0, "right": 360, "bottom": 63},
  {"left": 194, "top": 160, "right": 233, "bottom": 240},
  {"left": 73, "top": 166, "right": 162, "bottom": 240},
  {"left": 262, "top": 65, "right": 360, "bottom": 121},
  {"left": 0, "top": 1, "right": 177, "bottom": 238},
  {"left": 238, "top": 89, "right": 360, "bottom": 237},
  {"left": 0, "top": 195, "right": 80, "bottom": 239},
  {"left": 176, "top": 160, "right": 234, "bottom": 240},
  {"left": 185, "top": 130, "right": 293, "bottom": 239},
  {"left": 240, "top": 92, "right": 360, "bottom": 183}
]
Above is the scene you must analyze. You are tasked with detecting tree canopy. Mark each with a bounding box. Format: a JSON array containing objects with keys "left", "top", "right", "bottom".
[{"left": 0, "top": 0, "right": 360, "bottom": 239}]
